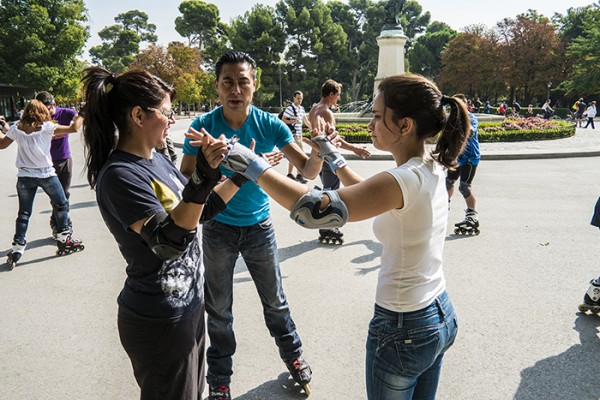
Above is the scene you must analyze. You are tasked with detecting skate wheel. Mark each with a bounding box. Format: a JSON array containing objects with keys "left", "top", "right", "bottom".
[
  {"left": 474, "top": 229, "right": 480, "bottom": 235},
  {"left": 302, "top": 383, "right": 311, "bottom": 396},
  {"left": 578, "top": 304, "right": 589, "bottom": 313},
  {"left": 8, "top": 261, "right": 16, "bottom": 271},
  {"left": 454, "top": 228, "right": 460, "bottom": 235},
  {"left": 318, "top": 237, "right": 325, "bottom": 244}
]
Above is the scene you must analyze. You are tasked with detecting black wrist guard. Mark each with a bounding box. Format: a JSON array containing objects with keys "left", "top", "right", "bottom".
[
  {"left": 230, "top": 172, "right": 249, "bottom": 188},
  {"left": 182, "top": 150, "right": 222, "bottom": 204}
]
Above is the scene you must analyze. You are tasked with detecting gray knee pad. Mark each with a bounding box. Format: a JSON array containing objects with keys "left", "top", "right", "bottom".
[
  {"left": 446, "top": 177, "right": 456, "bottom": 191},
  {"left": 458, "top": 181, "right": 471, "bottom": 198}
]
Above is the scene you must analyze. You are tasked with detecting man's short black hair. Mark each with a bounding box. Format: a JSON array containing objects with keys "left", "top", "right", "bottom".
[
  {"left": 215, "top": 51, "right": 257, "bottom": 80},
  {"left": 35, "top": 91, "right": 54, "bottom": 105}
]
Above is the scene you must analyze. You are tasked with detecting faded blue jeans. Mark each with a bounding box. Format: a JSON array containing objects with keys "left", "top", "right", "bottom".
[
  {"left": 202, "top": 217, "right": 302, "bottom": 386},
  {"left": 366, "top": 291, "right": 458, "bottom": 400},
  {"left": 14, "top": 176, "right": 69, "bottom": 245}
]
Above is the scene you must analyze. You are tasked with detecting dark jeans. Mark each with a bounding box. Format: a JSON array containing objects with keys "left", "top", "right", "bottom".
[
  {"left": 50, "top": 157, "right": 73, "bottom": 228},
  {"left": 585, "top": 117, "right": 595, "bottom": 129},
  {"left": 14, "top": 176, "right": 69, "bottom": 244},
  {"left": 320, "top": 162, "right": 340, "bottom": 191},
  {"left": 118, "top": 304, "right": 206, "bottom": 400},
  {"left": 202, "top": 217, "right": 302, "bottom": 386}
]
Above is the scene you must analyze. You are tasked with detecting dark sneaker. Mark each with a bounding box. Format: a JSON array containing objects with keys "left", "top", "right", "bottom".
[
  {"left": 286, "top": 173, "right": 297, "bottom": 181},
  {"left": 296, "top": 174, "right": 308, "bottom": 183},
  {"left": 209, "top": 384, "right": 231, "bottom": 400}
]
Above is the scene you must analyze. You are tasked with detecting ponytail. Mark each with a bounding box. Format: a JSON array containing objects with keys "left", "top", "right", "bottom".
[
  {"left": 377, "top": 74, "right": 470, "bottom": 169},
  {"left": 432, "top": 95, "right": 470, "bottom": 168},
  {"left": 81, "top": 67, "right": 175, "bottom": 189}
]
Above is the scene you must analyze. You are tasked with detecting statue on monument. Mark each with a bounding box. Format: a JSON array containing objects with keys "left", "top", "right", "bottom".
[{"left": 382, "top": 0, "right": 405, "bottom": 32}]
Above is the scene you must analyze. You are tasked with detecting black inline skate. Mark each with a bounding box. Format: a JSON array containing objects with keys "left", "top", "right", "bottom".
[
  {"left": 578, "top": 276, "right": 600, "bottom": 314},
  {"left": 284, "top": 356, "right": 312, "bottom": 396},
  {"left": 56, "top": 231, "right": 85, "bottom": 256},
  {"left": 454, "top": 208, "right": 480, "bottom": 235},
  {"left": 318, "top": 228, "right": 344, "bottom": 245},
  {"left": 208, "top": 384, "right": 231, "bottom": 400},
  {"left": 6, "top": 241, "right": 26, "bottom": 271}
]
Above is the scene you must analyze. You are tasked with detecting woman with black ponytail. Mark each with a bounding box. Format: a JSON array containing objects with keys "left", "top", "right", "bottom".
[
  {"left": 80, "top": 67, "right": 235, "bottom": 399},
  {"left": 201, "top": 73, "right": 470, "bottom": 399}
]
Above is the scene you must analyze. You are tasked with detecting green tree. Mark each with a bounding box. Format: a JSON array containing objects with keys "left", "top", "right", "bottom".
[
  {"left": 175, "top": 0, "right": 220, "bottom": 49},
  {"left": 228, "top": 5, "right": 286, "bottom": 107},
  {"left": 0, "top": 0, "right": 88, "bottom": 97},
  {"left": 407, "top": 21, "right": 456, "bottom": 78},
  {"left": 560, "top": 4, "right": 600, "bottom": 96},
  {"left": 89, "top": 10, "right": 157, "bottom": 74},
  {"left": 277, "top": 0, "right": 347, "bottom": 105}
]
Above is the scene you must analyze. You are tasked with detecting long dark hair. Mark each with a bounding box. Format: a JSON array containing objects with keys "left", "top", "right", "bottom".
[
  {"left": 377, "top": 74, "right": 470, "bottom": 168},
  {"left": 80, "top": 67, "right": 175, "bottom": 189}
]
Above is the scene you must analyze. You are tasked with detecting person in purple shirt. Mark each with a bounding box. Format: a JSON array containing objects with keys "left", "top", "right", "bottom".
[{"left": 35, "top": 91, "right": 80, "bottom": 236}]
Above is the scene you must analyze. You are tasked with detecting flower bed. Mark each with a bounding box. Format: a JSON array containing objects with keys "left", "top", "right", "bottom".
[{"left": 304, "top": 117, "right": 576, "bottom": 143}]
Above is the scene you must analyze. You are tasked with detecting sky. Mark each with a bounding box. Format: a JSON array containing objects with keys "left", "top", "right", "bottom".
[{"left": 83, "top": 0, "right": 595, "bottom": 57}]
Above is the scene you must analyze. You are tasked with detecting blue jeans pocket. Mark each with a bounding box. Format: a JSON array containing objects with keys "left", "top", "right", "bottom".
[{"left": 393, "top": 326, "right": 441, "bottom": 376}]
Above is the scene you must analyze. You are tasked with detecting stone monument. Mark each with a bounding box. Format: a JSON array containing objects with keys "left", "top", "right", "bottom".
[{"left": 373, "top": 0, "right": 408, "bottom": 94}]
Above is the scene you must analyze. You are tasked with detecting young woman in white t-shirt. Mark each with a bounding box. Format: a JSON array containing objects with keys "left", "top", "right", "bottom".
[
  {"left": 0, "top": 99, "right": 84, "bottom": 270},
  {"left": 194, "top": 73, "right": 470, "bottom": 399}
]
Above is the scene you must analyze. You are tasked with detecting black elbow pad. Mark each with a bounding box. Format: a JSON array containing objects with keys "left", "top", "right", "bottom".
[{"left": 139, "top": 212, "right": 196, "bottom": 261}]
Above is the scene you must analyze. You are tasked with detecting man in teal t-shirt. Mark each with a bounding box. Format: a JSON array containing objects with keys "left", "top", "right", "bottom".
[{"left": 181, "top": 51, "right": 323, "bottom": 400}]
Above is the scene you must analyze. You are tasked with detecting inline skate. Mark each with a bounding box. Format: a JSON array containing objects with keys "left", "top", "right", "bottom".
[
  {"left": 284, "top": 356, "right": 312, "bottom": 396},
  {"left": 318, "top": 228, "right": 344, "bottom": 245},
  {"left": 6, "top": 241, "right": 26, "bottom": 271},
  {"left": 454, "top": 208, "right": 480, "bottom": 235},
  {"left": 208, "top": 384, "right": 231, "bottom": 400},
  {"left": 56, "top": 231, "right": 85, "bottom": 256},
  {"left": 578, "top": 276, "right": 600, "bottom": 314}
]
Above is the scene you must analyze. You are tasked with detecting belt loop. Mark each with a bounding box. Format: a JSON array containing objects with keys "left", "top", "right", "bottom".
[{"left": 397, "top": 313, "right": 403, "bottom": 328}]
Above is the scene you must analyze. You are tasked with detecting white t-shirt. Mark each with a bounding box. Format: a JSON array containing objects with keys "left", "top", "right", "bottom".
[
  {"left": 6, "top": 121, "right": 58, "bottom": 178},
  {"left": 585, "top": 105, "right": 597, "bottom": 118},
  {"left": 283, "top": 103, "right": 305, "bottom": 136},
  {"left": 372, "top": 157, "right": 448, "bottom": 312}
]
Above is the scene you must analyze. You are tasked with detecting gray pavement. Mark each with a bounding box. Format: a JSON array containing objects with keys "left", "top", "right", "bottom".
[{"left": 1, "top": 121, "right": 600, "bottom": 400}]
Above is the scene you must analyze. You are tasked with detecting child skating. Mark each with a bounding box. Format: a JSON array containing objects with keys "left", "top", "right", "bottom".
[
  {"left": 1, "top": 100, "right": 84, "bottom": 270},
  {"left": 447, "top": 93, "right": 481, "bottom": 236}
]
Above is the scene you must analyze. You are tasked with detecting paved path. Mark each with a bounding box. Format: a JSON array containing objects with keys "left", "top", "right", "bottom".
[
  {"left": 168, "top": 117, "right": 600, "bottom": 160},
  {"left": 1, "top": 121, "right": 600, "bottom": 399}
]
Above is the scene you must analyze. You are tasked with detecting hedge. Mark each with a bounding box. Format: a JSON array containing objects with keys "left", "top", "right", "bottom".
[{"left": 304, "top": 118, "right": 576, "bottom": 143}]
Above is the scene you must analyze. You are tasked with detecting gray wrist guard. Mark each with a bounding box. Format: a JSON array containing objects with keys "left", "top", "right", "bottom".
[
  {"left": 221, "top": 135, "right": 272, "bottom": 183},
  {"left": 312, "top": 135, "right": 347, "bottom": 172},
  {"left": 290, "top": 189, "right": 348, "bottom": 229}
]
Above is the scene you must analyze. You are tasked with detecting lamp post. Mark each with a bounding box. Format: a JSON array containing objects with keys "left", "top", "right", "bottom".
[
  {"left": 278, "top": 62, "right": 283, "bottom": 109},
  {"left": 547, "top": 81, "right": 552, "bottom": 101}
]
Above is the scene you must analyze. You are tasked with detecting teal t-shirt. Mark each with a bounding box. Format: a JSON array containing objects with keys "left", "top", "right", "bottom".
[{"left": 183, "top": 106, "right": 294, "bottom": 226}]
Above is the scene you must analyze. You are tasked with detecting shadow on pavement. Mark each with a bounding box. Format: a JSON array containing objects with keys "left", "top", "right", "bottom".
[
  {"left": 514, "top": 313, "right": 600, "bottom": 399},
  {"left": 232, "top": 372, "right": 308, "bottom": 400}
]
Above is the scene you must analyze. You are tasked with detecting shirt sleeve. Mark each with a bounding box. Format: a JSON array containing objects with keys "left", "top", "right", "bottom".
[
  {"left": 283, "top": 105, "right": 295, "bottom": 119},
  {"left": 385, "top": 165, "right": 423, "bottom": 211},
  {"left": 98, "top": 166, "right": 166, "bottom": 230}
]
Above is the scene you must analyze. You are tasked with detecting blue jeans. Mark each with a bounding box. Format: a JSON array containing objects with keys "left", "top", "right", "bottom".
[
  {"left": 365, "top": 291, "right": 458, "bottom": 400},
  {"left": 14, "top": 176, "right": 69, "bottom": 244},
  {"left": 202, "top": 217, "right": 302, "bottom": 386}
]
